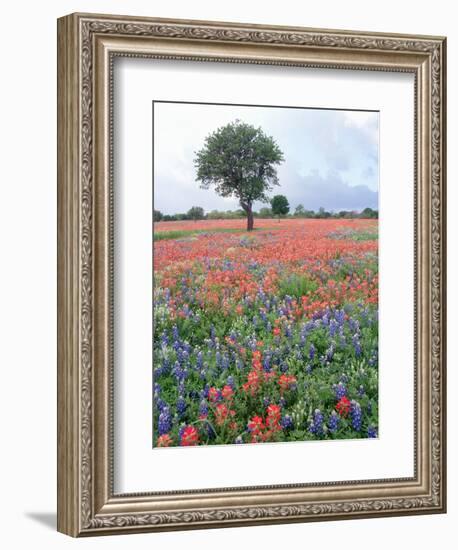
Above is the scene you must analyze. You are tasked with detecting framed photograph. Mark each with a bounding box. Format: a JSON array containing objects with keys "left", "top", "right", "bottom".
[{"left": 57, "top": 13, "right": 446, "bottom": 536}]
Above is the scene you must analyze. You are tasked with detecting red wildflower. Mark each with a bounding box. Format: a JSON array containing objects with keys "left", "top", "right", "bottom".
[
  {"left": 208, "top": 387, "right": 220, "bottom": 402},
  {"left": 221, "top": 385, "right": 234, "bottom": 400},
  {"left": 278, "top": 374, "right": 297, "bottom": 392},
  {"left": 267, "top": 404, "right": 281, "bottom": 420},
  {"left": 180, "top": 426, "right": 199, "bottom": 446},
  {"left": 215, "top": 404, "right": 229, "bottom": 426},
  {"left": 266, "top": 404, "right": 282, "bottom": 429},
  {"left": 156, "top": 434, "right": 173, "bottom": 447},
  {"left": 336, "top": 396, "right": 351, "bottom": 417},
  {"left": 248, "top": 415, "right": 264, "bottom": 434},
  {"left": 263, "top": 371, "right": 276, "bottom": 382}
]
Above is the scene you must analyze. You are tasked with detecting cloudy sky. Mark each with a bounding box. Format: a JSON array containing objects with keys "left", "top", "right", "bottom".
[{"left": 153, "top": 101, "right": 379, "bottom": 215}]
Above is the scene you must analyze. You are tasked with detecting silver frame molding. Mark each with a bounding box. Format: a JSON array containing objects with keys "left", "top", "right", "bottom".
[{"left": 57, "top": 12, "right": 446, "bottom": 537}]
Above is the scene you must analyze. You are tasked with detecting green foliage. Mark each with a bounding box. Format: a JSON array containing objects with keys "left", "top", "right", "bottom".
[
  {"left": 194, "top": 120, "right": 284, "bottom": 230},
  {"left": 153, "top": 209, "right": 163, "bottom": 221},
  {"left": 360, "top": 207, "right": 378, "bottom": 219},
  {"left": 277, "top": 273, "right": 319, "bottom": 300},
  {"left": 315, "top": 206, "right": 331, "bottom": 219},
  {"left": 294, "top": 204, "right": 305, "bottom": 216},
  {"left": 271, "top": 194, "right": 290, "bottom": 217},
  {"left": 187, "top": 206, "right": 205, "bottom": 221},
  {"left": 154, "top": 230, "right": 191, "bottom": 241},
  {"left": 258, "top": 206, "right": 273, "bottom": 218}
]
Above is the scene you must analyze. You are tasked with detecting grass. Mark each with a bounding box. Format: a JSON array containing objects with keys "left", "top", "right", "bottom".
[
  {"left": 154, "top": 230, "right": 192, "bottom": 241},
  {"left": 328, "top": 229, "right": 378, "bottom": 242},
  {"left": 277, "top": 273, "right": 319, "bottom": 300},
  {"left": 154, "top": 227, "right": 286, "bottom": 241}
]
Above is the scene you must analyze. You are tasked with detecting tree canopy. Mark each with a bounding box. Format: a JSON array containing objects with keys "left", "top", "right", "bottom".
[
  {"left": 194, "top": 120, "right": 284, "bottom": 230},
  {"left": 271, "top": 194, "right": 290, "bottom": 218},
  {"left": 187, "top": 206, "right": 205, "bottom": 221}
]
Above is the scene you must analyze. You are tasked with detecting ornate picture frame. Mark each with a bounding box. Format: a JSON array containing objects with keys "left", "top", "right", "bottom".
[{"left": 57, "top": 12, "right": 446, "bottom": 536}]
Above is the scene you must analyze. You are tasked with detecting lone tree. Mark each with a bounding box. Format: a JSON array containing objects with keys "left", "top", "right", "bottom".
[
  {"left": 271, "top": 194, "right": 290, "bottom": 221},
  {"left": 194, "top": 120, "right": 284, "bottom": 231},
  {"left": 187, "top": 206, "right": 205, "bottom": 221}
]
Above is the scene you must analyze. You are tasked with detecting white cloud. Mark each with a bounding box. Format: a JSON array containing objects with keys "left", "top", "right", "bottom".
[{"left": 153, "top": 102, "right": 379, "bottom": 214}]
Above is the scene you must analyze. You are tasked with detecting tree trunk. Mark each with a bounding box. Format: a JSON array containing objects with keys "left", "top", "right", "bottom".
[
  {"left": 241, "top": 201, "right": 254, "bottom": 231},
  {"left": 247, "top": 208, "right": 254, "bottom": 231}
]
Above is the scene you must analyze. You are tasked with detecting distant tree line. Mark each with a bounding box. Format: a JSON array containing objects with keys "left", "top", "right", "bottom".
[{"left": 154, "top": 204, "right": 378, "bottom": 222}]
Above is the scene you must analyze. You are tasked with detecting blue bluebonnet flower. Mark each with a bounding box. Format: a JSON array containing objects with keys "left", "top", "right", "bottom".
[
  {"left": 158, "top": 407, "right": 172, "bottom": 435},
  {"left": 350, "top": 400, "right": 363, "bottom": 431},
  {"left": 154, "top": 357, "right": 170, "bottom": 377},
  {"left": 172, "top": 361, "right": 188, "bottom": 382},
  {"left": 263, "top": 397, "right": 270, "bottom": 408},
  {"left": 358, "top": 385, "right": 365, "bottom": 397},
  {"left": 333, "top": 382, "right": 347, "bottom": 400},
  {"left": 335, "top": 309, "right": 345, "bottom": 325},
  {"left": 306, "top": 364, "right": 313, "bottom": 375},
  {"left": 155, "top": 397, "right": 167, "bottom": 413},
  {"left": 227, "top": 375, "right": 235, "bottom": 389},
  {"left": 160, "top": 331, "right": 169, "bottom": 347},
  {"left": 172, "top": 325, "right": 179, "bottom": 341},
  {"left": 172, "top": 339, "right": 181, "bottom": 352},
  {"left": 263, "top": 354, "right": 272, "bottom": 372},
  {"left": 326, "top": 344, "right": 335, "bottom": 362},
  {"left": 222, "top": 354, "right": 230, "bottom": 370},
  {"left": 369, "top": 350, "right": 378, "bottom": 367},
  {"left": 200, "top": 384, "right": 210, "bottom": 399},
  {"left": 329, "top": 319, "right": 338, "bottom": 337},
  {"left": 281, "top": 415, "right": 294, "bottom": 430},
  {"left": 234, "top": 436, "right": 243, "bottom": 444},
  {"left": 328, "top": 410, "right": 340, "bottom": 433},
  {"left": 309, "top": 344, "right": 316, "bottom": 360},
  {"left": 309, "top": 409, "right": 324, "bottom": 436},
  {"left": 352, "top": 334, "right": 362, "bottom": 357},
  {"left": 348, "top": 318, "right": 360, "bottom": 333},
  {"left": 176, "top": 396, "right": 186, "bottom": 418},
  {"left": 176, "top": 348, "right": 184, "bottom": 365},
  {"left": 199, "top": 399, "right": 208, "bottom": 417},
  {"left": 367, "top": 426, "right": 378, "bottom": 438},
  {"left": 280, "top": 361, "right": 289, "bottom": 373},
  {"left": 300, "top": 328, "right": 307, "bottom": 346}
]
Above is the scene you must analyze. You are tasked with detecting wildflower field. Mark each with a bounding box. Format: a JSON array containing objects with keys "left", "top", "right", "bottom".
[{"left": 153, "top": 218, "right": 378, "bottom": 448}]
